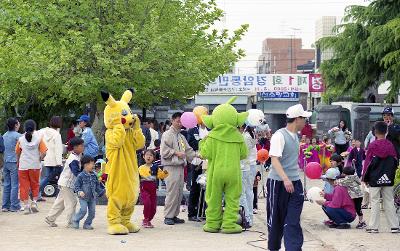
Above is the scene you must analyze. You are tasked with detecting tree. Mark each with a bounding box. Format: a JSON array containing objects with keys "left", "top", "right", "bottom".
[
  {"left": 0, "top": 0, "right": 248, "bottom": 127},
  {"left": 318, "top": 0, "right": 400, "bottom": 103}
]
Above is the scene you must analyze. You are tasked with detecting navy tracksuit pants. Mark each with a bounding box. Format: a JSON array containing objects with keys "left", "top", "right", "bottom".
[
  {"left": 266, "top": 179, "right": 304, "bottom": 251},
  {"left": 322, "top": 205, "right": 355, "bottom": 225}
]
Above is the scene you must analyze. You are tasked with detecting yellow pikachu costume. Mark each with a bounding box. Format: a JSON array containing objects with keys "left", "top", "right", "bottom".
[{"left": 101, "top": 89, "right": 145, "bottom": 235}]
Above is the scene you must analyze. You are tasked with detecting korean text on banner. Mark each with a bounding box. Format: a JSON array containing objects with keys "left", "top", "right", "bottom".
[
  {"left": 308, "top": 74, "right": 325, "bottom": 93},
  {"left": 203, "top": 74, "right": 317, "bottom": 94}
]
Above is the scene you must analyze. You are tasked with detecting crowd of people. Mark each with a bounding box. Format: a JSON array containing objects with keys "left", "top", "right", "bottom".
[
  {"left": 266, "top": 105, "right": 400, "bottom": 251},
  {"left": 0, "top": 104, "right": 399, "bottom": 249}
]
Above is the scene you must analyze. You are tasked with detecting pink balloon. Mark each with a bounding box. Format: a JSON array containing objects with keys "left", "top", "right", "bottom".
[
  {"left": 181, "top": 112, "right": 198, "bottom": 129},
  {"left": 305, "top": 162, "right": 322, "bottom": 179}
]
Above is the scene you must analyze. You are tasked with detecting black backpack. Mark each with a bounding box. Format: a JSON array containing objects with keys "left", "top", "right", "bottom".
[{"left": 364, "top": 155, "right": 399, "bottom": 187}]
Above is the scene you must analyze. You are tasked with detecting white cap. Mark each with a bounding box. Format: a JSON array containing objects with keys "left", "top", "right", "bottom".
[{"left": 286, "top": 104, "right": 312, "bottom": 119}]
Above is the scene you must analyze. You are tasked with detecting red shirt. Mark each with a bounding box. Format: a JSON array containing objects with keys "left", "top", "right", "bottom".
[
  {"left": 301, "top": 124, "right": 313, "bottom": 139},
  {"left": 66, "top": 128, "right": 75, "bottom": 151}
]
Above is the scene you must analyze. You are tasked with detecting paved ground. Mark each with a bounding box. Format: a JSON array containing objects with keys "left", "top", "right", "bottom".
[{"left": 0, "top": 173, "right": 399, "bottom": 251}]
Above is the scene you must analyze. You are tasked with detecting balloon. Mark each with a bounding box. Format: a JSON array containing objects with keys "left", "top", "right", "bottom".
[
  {"left": 181, "top": 112, "right": 198, "bottom": 129},
  {"left": 193, "top": 106, "right": 208, "bottom": 124},
  {"left": 247, "top": 109, "right": 265, "bottom": 127},
  {"left": 257, "top": 149, "right": 269, "bottom": 163},
  {"left": 305, "top": 162, "right": 322, "bottom": 179},
  {"left": 307, "top": 187, "right": 323, "bottom": 203}
]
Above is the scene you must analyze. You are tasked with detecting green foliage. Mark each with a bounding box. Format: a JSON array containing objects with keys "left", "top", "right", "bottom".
[
  {"left": 0, "top": 0, "right": 248, "bottom": 124},
  {"left": 318, "top": 0, "right": 400, "bottom": 103}
]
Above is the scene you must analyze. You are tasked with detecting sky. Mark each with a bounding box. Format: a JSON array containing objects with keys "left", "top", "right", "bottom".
[{"left": 215, "top": 0, "right": 369, "bottom": 73}]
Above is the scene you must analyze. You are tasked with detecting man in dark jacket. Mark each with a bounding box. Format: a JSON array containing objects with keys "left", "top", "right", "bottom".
[
  {"left": 141, "top": 117, "right": 152, "bottom": 149},
  {"left": 382, "top": 106, "right": 400, "bottom": 158},
  {"left": 187, "top": 123, "right": 209, "bottom": 222}
]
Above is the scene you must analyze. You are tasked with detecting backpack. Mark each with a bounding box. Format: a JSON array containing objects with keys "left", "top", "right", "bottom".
[{"left": 364, "top": 155, "right": 399, "bottom": 187}]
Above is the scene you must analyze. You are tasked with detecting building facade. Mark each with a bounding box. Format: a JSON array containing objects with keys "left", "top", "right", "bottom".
[
  {"left": 315, "top": 16, "right": 336, "bottom": 69},
  {"left": 257, "top": 38, "right": 315, "bottom": 74}
]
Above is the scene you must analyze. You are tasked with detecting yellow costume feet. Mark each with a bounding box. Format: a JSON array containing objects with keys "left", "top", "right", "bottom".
[
  {"left": 221, "top": 224, "right": 242, "bottom": 234},
  {"left": 123, "top": 222, "right": 140, "bottom": 233},
  {"left": 203, "top": 224, "right": 219, "bottom": 233},
  {"left": 108, "top": 224, "right": 129, "bottom": 235}
]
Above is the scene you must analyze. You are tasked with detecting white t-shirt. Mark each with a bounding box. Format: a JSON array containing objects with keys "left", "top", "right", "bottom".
[
  {"left": 191, "top": 126, "right": 209, "bottom": 166},
  {"left": 269, "top": 128, "right": 298, "bottom": 158},
  {"left": 148, "top": 128, "right": 159, "bottom": 149},
  {"left": 199, "top": 126, "right": 209, "bottom": 139}
]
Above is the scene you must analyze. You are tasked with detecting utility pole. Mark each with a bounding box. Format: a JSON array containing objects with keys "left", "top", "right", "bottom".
[{"left": 290, "top": 28, "right": 301, "bottom": 74}]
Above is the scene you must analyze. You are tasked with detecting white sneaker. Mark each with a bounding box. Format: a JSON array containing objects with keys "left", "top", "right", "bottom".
[
  {"left": 391, "top": 228, "right": 400, "bottom": 233},
  {"left": 24, "top": 207, "right": 32, "bottom": 215}
]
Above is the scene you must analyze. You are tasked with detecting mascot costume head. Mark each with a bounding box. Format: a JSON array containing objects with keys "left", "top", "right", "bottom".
[
  {"left": 199, "top": 96, "right": 249, "bottom": 234},
  {"left": 101, "top": 89, "right": 145, "bottom": 235}
]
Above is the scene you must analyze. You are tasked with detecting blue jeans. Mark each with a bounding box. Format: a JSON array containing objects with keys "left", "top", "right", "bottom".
[
  {"left": 2, "top": 162, "right": 20, "bottom": 210},
  {"left": 322, "top": 205, "right": 355, "bottom": 225},
  {"left": 239, "top": 168, "right": 254, "bottom": 226},
  {"left": 39, "top": 166, "right": 62, "bottom": 197},
  {"left": 73, "top": 198, "right": 96, "bottom": 227}
]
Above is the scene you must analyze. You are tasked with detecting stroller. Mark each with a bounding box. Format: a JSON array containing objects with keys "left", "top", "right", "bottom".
[{"left": 42, "top": 168, "right": 62, "bottom": 197}]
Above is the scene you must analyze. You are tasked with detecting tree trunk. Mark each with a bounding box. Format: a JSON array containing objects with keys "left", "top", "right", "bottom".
[
  {"left": 91, "top": 102, "right": 106, "bottom": 155},
  {"left": 142, "top": 107, "right": 147, "bottom": 119}
]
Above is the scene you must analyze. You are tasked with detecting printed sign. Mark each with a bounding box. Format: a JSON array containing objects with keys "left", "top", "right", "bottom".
[
  {"left": 258, "top": 92, "right": 299, "bottom": 101},
  {"left": 308, "top": 74, "right": 325, "bottom": 93},
  {"left": 203, "top": 74, "right": 324, "bottom": 94}
]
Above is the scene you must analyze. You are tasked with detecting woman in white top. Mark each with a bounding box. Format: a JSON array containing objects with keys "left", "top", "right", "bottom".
[
  {"left": 16, "top": 120, "right": 47, "bottom": 214},
  {"left": 328, "top": 120, "right": 352, "bottom": 155},
  {"left": 38, "top": 116, "right": 64, "bottom": 201},
  {"left": 239, "top": 125, "right": 257, "bottom": 228}
]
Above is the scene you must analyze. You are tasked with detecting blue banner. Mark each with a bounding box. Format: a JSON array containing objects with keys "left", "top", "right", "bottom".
[{"left": 258, "top": 91, "right": 299, "bottom": 101}]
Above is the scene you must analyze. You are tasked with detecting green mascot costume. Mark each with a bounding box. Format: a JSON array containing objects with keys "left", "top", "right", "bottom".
[{"left": 199, "top": 97, "right": 249, "bottom": 234}]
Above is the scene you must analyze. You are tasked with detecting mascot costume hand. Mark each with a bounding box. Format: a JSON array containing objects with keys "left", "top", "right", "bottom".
[
  {"left": 199, "top": 96, "right": 249, "bottom": 234},
  {"left": 101, "top": 89, "right": 145, "bottom": 235}
]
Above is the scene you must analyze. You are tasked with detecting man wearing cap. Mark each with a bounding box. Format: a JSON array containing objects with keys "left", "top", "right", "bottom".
[
  {"left": 77, "top": 115, "right": 99, "bottom": 159},
  {"left": 266, "top": 104, "right": 311, "bottom": 251},
  {"left": 382, "top": 106, "right": 400, "bottom": 158}
]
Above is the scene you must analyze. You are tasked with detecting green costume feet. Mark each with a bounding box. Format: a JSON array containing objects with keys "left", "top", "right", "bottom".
[
  {"left": 122, "top": 222, "right": 140, "bottom": 233},
  {"left": 203, "top": 224, "right": 220, "bottom": 233},
  {"left": 221, "top": 224, "right": 243, "bottom": 234},
  {"left": 108, "top": 224, "right": 129, "bottom": 235}
]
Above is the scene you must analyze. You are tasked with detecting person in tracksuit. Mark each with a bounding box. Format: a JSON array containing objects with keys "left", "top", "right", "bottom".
[{"left": 266, "top": 104, "right": 311, "bottom": 251}]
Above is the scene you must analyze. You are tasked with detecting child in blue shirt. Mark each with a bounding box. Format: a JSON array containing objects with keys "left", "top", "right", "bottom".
[
  {"left": 77, "top": 115, "right": 99, "bottom": 159},
  {"left": 72, "top": 155, "right": 105, "bottom": 230},
  {"left": 322, "top": 154, "right": 342, "bottom": 194}
]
